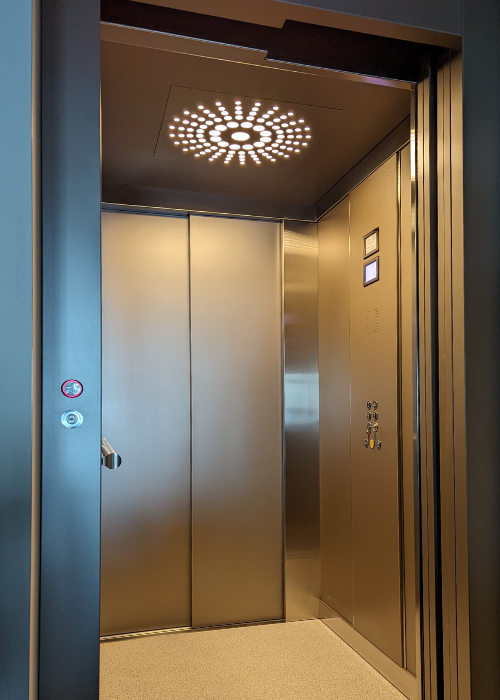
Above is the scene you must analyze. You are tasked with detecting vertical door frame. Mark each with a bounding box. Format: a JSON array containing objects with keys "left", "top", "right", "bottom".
[
  {"left": 416, "top": 50, "right": 470, "bottom": 700},
  {"left": 416, "top": 60, "right": 443, "bottom": 700},
  {"left": 38, "top": 1, "right": 102, "bottom": 699},
  {"left": 32, "top": 6, "right": 469, "bottom": 700},
  {"left": 436, "top": 52, "right": 470, "bottom": 700}
]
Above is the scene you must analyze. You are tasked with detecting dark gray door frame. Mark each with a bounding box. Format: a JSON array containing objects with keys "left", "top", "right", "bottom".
[
  {"left": 462, "top": 2, "right": 500, "bottom": 698},
  {"left": 38, "top": 1, "right": 102, "bottom": 699},
  {"left": 25, "top": 1, "right": 499, "bottom": 700}
]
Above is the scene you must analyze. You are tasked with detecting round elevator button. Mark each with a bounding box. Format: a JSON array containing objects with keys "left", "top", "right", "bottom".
[
  {"left": 62, "top": 379, "right": 83, "bottom": 398},
  {"left": 61, "top": 411, "right": 84, "bottom": 429}
]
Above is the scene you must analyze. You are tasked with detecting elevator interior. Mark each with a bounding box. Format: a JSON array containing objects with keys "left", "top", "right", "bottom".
[{"left": 99, "top": 22, "right": 417, "bottom": 699}]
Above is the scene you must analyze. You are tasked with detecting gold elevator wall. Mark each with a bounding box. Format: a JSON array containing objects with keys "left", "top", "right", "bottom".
[{"left": 318, "top": 148, "right": 415, "bottom": 671}]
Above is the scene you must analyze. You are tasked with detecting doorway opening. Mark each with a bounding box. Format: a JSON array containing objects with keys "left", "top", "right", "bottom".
[{"left": 97, "top": 19, "right": 418, "bottom": 700}]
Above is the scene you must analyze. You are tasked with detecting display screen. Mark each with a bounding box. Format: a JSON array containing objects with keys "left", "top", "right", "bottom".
[{"left": 364, "top": 258, "right": 379, "bottom": 286}]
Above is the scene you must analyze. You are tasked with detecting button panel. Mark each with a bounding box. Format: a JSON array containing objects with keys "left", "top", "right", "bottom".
[{"left": 363, "top": 401, "right": 381, "bottom": 450}]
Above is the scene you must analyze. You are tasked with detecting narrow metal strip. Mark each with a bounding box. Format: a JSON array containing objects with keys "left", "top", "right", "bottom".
[
  {"left": 100, "top": 618, "right": 285, "bottom": 642},
  {"left": 102, "top": 202, "right": 285, "bottom": 222},
  {"left": 281, "top": 219, "right": 287, "bottom": 621},
  {"left": 188, "top": 214, "right": 194, "bottom": 629},
  {"left": 30, "top": 1, "right": 42, "bottom": 698},
  {"left": 397, "top": 148, "right": 407, "bottom": 671}
]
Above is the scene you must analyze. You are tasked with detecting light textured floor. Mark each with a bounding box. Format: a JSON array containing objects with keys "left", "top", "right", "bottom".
[{"left": 100, "top": 620, "right": 405, "bottom": 700}]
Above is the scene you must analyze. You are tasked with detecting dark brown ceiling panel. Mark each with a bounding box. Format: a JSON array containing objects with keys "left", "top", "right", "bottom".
[{"left": 101, "top": 0, "right": 437, "bottom": 82}]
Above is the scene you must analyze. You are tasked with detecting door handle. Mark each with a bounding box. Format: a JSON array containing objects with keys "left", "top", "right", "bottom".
[{"left": 101, "top": 438, "right": 122, "bottom": 470}]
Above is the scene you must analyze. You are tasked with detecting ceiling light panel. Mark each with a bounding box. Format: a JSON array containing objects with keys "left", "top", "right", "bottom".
[{"left": 166, "top": 98, "right": 312, "bottom": 166}]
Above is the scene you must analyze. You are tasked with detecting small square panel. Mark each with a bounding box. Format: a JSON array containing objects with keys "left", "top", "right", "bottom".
[
  {"left": 364, "top": 257, "right": 379, "bottom": 286},
  {"left": 363, "top": 227, "right": 379, "bottom": 258}
]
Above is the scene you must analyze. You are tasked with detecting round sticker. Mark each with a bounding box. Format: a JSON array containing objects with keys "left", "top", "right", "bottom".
[{"left": 62, "top": 379, "right": 83, "bottom": 398}]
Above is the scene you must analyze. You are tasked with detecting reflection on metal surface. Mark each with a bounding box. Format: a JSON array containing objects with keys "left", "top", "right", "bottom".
[
  {"left": 318, "top": 198, "right": 354, "bottom": 624},
  {"left": 320, "top": 602, "right": 417, "bottom": 700},
  {"left": 100, "top": 626, "right": 191, "bottom": 642},
  {"left": 283, "top": 221, "right": 320, "bottom": 622},
  {"left": 190, "top": 214, "right": 284, "bottom": 628},
  {"left": 101, "top": 438, "right": 122, "bottom": 470}
]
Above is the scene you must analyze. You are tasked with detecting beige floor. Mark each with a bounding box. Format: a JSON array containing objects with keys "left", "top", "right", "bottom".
[{"left": 100, "top": 620, "right": 405, "bottom": 700}]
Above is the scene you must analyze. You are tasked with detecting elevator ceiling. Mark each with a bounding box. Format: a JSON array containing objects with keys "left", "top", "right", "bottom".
[{"left": 101, "top": 35, "right": 411, "bottom": 218}]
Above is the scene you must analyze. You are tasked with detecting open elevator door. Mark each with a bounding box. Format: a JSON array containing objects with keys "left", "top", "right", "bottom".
[
  {"left": 37, "top": 1, "right": 466, "bottom": 698},
  {"left": 101, "top": 211, "right": 283, "bottom": 636}
]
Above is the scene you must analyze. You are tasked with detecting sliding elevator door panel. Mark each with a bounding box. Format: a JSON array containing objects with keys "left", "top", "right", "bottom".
[
  {"left": 349, "top": 155, "right": 403, "bottom": 664},
  {"left": 190, "top": 215, "right": 284, "bottom": 628},
  {"left": 101, "top": 212, "right": 191, "bottom": 635}
]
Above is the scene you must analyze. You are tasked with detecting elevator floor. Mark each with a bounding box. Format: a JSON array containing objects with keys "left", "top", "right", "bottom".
[{"left": 100, "top": 620, "right": 405, "bottom": 699}]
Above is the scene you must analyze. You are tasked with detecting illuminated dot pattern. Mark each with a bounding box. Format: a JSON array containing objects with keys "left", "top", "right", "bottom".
[{"left": 168, "top": 100, "right": 312, "bottom": 166}]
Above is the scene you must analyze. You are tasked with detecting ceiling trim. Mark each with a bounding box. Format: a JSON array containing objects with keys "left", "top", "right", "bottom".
[
  {"left": 101, "top": 0, "right": 439, "bottom": 83},
  {"left": 315, "top": 116, "right": 411, "bottom": 219}
]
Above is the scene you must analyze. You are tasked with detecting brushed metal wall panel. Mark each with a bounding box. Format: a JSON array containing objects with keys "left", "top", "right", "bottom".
[
  {"left": 190, "top": 214, "right": 283, "bottom": 627},
  {"left": 349, "top": 155, "right": 403, "bottom": 664},
  {"left": 318, "top": 198, "right": 354, "bottom": 624},
  {"left": 101, "top": 212, "right": 191, "bottom": 635},
  {"left": 283, "top": 221, "right": 320, "bottom": 622},
  {"left": 400, "top": 145, "right": 417, "bottom": 675}
]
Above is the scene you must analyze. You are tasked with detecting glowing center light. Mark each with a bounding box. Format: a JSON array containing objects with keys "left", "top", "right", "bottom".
[
  {"left": 232, "top": 131, "right": 251, "bottom": 142},
  {"left": 167, "top": 99, "right": 312, "bottom": 166}
]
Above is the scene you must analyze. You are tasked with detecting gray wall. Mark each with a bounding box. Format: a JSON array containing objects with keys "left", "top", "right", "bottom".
[
  {"left": 282, "top": 0, "right": 461, "bottom": 36},
  {"left": 463, "top": 0, "right": 500, "bottom": 697},
  {"left": 0, "top": 1, "right": 37, "bottom": 698}
]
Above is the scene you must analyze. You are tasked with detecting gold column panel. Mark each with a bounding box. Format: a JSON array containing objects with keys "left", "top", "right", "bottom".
[
  {"left": 349, "top": 154, "right": 402, "bottom": 665},
  {"left": 190, "top": 214, "right": 284, "bottom": 628}
]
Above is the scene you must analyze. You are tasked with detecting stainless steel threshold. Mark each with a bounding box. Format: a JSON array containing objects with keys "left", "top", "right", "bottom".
[{"left": 100, "top": 618, "right": 286, "bottom": 643}]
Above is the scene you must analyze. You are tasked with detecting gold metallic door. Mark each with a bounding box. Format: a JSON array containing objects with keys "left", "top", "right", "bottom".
[{"left": 101, "top": 212, "right": 191, "bottom": 635}]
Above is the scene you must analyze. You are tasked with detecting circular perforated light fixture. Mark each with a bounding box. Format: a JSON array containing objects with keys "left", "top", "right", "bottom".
[{"left": 167, "top": 100, "right": 312, "bottom": 166}]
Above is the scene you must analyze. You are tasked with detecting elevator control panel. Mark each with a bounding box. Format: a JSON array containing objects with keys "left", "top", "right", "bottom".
[{"left": 364, "top": 400, "right": 381, "bottom": 449}]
